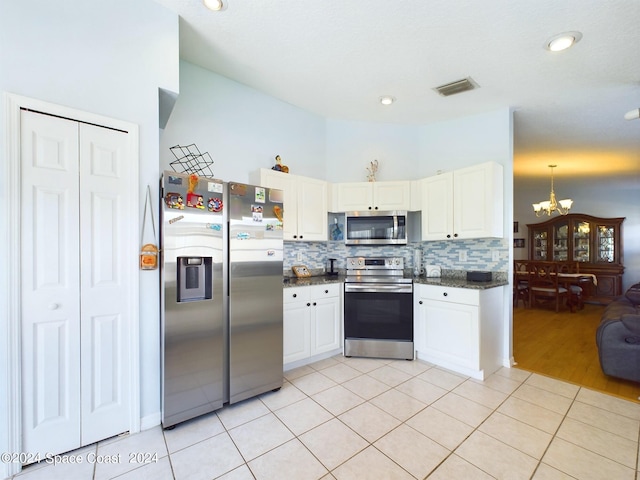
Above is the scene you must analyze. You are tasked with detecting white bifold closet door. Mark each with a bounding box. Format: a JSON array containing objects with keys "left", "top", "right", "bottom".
[{"left": 21, "top": 109, "right": 132, "bottom": 458}]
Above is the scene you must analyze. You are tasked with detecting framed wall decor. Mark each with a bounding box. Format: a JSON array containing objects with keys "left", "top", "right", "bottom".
[{"left": 514, "top": 238, "right": 525, "bottom": 248}]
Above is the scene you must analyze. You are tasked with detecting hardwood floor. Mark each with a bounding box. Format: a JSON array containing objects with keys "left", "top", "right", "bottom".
[{"left": 513, "top": 302, "right": 640, "bottom": 402}]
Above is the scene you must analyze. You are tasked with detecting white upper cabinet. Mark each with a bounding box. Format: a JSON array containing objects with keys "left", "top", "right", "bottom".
[
  {"left": 420, "top": 161, "right": 503, "bottom": 240},
  {"left": 260, "top": 169, "right": 328, "bottom": 241},
  {"left": 334, "top": 181, "right": 411, "bottom": 212}
]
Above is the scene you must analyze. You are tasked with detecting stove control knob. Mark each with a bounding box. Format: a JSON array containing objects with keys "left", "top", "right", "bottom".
[{"left": 358, "top": 259, "right": 363, "bottom": 265}]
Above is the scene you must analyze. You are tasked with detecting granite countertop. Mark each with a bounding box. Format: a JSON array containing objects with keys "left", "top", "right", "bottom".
[
  {"left": 284, "top": 275, "right": 346, "bottom": 288},
  {"left": 283, "top": 273, "right": 507, "bottom": 290},
  {"left": 412, "top": 276, "right": 508, "bottom": 290}
]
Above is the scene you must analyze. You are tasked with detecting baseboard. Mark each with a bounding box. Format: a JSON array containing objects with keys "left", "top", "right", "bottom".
[{"left": 284, "top": 348, "right": 343, "bottom": 372}]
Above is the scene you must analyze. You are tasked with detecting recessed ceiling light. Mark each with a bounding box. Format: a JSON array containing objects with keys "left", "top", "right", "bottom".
[
  {"left": 379, "top": 96, "right": 396, "bottom": 106},
  {"left": 546, "top": 31, "right": 582, "bottom": 52},
  {"left": 203, "top": 0, "right": 224, "bottom": 11}
]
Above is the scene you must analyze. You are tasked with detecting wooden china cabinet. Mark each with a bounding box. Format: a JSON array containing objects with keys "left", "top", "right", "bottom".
[{"left": 527, "top": 214, "right": 625, "bottom": 303}]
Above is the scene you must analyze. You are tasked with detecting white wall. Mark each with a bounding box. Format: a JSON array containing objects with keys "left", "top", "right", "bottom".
[
  {"left": 160, "top": 61, "right": 327, "bottom": 183},
  {"left": 0, "top": 1, "right": 179, "bottom": 475},
  {"left": 325, "top": 120, "right": 421, "bottom": 182}
]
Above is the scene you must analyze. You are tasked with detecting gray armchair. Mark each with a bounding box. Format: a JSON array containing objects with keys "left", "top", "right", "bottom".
[{"left": 596, "top": 284, "right": 640, "bottom": 383}]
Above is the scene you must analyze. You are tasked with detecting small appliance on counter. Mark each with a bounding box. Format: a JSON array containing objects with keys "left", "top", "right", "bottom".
[
  {"left": 326, "top": 258, "right": 338, "bottom": 276},
  {"left": 413, "top": 249, "right": 423, "bottom": 277},
  {"left": 467, "top": 271, "right": 493, "bottom": 282},
  {"left": 425, "top": 265, "right": 441, "bottom": 278}
]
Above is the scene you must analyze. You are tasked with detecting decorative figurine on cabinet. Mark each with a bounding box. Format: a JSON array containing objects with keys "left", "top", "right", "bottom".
[
  {"left": 272, "top": 155, "right": 289, "bottom": 173},
  {"left": 366, "top": 159, "right": 379, "bottom": 182}
]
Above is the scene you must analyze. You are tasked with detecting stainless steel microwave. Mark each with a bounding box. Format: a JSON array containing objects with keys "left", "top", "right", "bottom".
[{"left": 344, "top": 211, "right": 408, "bottom": 245}]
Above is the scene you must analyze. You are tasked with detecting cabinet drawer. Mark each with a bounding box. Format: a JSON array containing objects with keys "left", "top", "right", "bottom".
[
  {"left": 284, "top": 287, "right": 311, "bottom": 304},
  {"left": 310, "top": 283, "right": 340, "bottom": 298},
  {"left": 418, "top": 285, "right": 479, "bottom": 306}
]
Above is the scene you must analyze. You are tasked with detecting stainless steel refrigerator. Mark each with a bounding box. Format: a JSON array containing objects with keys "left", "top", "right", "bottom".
[{"left": 160, "top": 172, "right": 283, "bottom": 428}]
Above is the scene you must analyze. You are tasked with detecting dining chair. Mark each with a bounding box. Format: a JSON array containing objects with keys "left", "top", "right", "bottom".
[
  {"left": 513, "top": 260, "right": 529, "bottom": 307},
  {"left": 557, "top": 261, "right": 585, "bottom": 310},
  {"left": 528, "top": 261, "right": 572, "bottom": 313}
]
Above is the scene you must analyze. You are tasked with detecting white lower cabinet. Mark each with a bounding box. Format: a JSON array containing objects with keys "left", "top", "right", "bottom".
[
  {"left": 414, "top": 283, "right": 504, "bottom": 380},
  {"left": 283, "top": 284, "right": 342, "bottom": 367}
]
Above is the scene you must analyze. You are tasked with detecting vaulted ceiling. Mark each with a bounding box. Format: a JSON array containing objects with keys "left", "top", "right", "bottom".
[{"left": 155, "top": 0, "right": 640, "bottom": 184}]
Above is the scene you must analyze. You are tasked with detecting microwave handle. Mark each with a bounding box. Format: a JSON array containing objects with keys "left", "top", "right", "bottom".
[{"left": 393, "top": 215, "right": 398, "bottom": 239}]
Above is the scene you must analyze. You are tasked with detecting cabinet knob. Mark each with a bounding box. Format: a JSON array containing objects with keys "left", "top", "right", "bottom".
[
  {"left": 293, "top": 235, "right": 298, "bottom": 239},
  {"left": 307, "top": 302, "right": 311, "bottom": 307},
  {"left": 446, "top": 234, "right": 451, "bottom": 238},
  {"left": 419, "top": 300, "right": 423, "bottom": 304},
  {"left": 368, "top": 206, "right": 372, "bottom": 210},
  {"left": 324, "top": 289, "right": 328, "bottom": 294},
  {"left": 299, "top": 235, "right": 303, "bottom": 239},
  {"left": 453, "top": 233, "right": 458, "bottom": 238},
  {"left": 374, "top": 206, "right": 378, "bottom": 210},
  {"left": 292, "top": 293, "right": 297, "bottom": 298},
  {"left": 443, "top": 292, "right": 448, "bottom": 297},
  {"left": 313, "top": 302, "right": 317, "bottom": 306}
]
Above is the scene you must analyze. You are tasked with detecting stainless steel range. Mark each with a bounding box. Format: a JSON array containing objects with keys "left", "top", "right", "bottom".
[{"left": 343, "top": 256, "right": 414, "bottom": 360}]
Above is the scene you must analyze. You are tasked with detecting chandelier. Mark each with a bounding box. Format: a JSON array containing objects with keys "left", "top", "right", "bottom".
[{"left": 532, "top": 165, "right": 573, "bottom": 216}]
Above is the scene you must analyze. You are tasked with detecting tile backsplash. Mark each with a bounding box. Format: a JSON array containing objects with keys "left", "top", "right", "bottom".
[{"left": 284, "top": 238, "right": 508, "bottom": 275}]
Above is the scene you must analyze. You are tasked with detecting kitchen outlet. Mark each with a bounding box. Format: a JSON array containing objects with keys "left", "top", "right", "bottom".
[
  {"left": 296, "top": 252, "right": 303, "bottom": 262},
  {"left": 492, "top": 249, "right": 500, "bottom": 261},
  {"left": 459, "top": 250, "right": 468, "bottom": 262}
]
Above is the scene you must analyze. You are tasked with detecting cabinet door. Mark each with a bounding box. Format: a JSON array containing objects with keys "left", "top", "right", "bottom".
[
  {"left": 595, "top": 223, "right": 617, "bottom": 263},
  {"left": 260, "top": 169, "right": 298, "bottom": 240},
  {"left": 420, "top": 172, "right": 453, "bottom": 240},
  {"left": 297, "top": 177, "right": 328, "bottom": 241},
  {"left": 453, "top": 162, "right": 503, "bottom": 239},
  {"left": 422, "top": 299, "right": 479, "bottom": 371},
  {"left": 552, "top": 221, "right": 569, "bottom": 261},
  {"left": 283, "top": 302, "right": 311, "bottom": 364},
  {"left": 572, "top": 220, "right": 590, "bottom": 263},
  {"left": 335, "top": 182, "right": 374, "bottom": 211},
  {"left": 531, "top": 227, "right": 548, "bottom": 260},
  {"left": 373, "top": 181, "right": 411, "bottom": 211},
  {"left": 311, "top": 296, "right": 341, "bottom": 355}
]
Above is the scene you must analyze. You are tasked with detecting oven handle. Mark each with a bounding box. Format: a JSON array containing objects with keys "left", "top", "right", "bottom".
[{"left": 345, "top": 283, "right": 413, "bottom": 294}]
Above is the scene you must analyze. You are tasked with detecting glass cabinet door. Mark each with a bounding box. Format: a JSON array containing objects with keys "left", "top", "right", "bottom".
[
  {"left": 553, "top": 222, "right": 568, "bottom": 261},
  {"left": 573, "top": 221, "right": 590, "bottom": 262},
  {"left": 596, "top": 224, "right": 616, "bottom": 263},
  {"left": 532, "top": 228, "right": 548, "bottom": 260}
]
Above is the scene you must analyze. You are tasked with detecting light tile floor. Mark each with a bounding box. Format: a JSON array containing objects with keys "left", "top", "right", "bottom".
[{"left": 13, "top": 356, "right": 640, "bottom": 480}]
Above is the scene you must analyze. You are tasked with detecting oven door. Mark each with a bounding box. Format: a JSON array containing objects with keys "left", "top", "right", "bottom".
[{"left": 344, "top": 283, "right": 413, "bottom": 341}]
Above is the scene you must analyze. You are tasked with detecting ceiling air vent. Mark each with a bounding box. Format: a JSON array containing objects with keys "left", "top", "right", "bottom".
[{"left": 433, "top": 77, "right": 479, "bottom": 97}]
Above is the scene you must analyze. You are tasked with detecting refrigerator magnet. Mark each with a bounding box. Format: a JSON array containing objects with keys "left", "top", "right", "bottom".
[
  {"left": 187, "top": 193, "right": 205, "bottom": 209},
  {"left": 251, "top": 205, "right": 263, "bottom": 222},
  {"left": 273, "top": 205, "right": 283, "bottom": 222},
  {"left": 254, "top": 187, "right": 266, "bottom": 203},
  {"left": 208, "top": 197, "right": 223, "bottom": 212},
  {"left": 208, "top": 181, "right": 223, "bottom": 193},
  {"left": 165, "top": 193, "right": 185, "bottom": 209}
]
